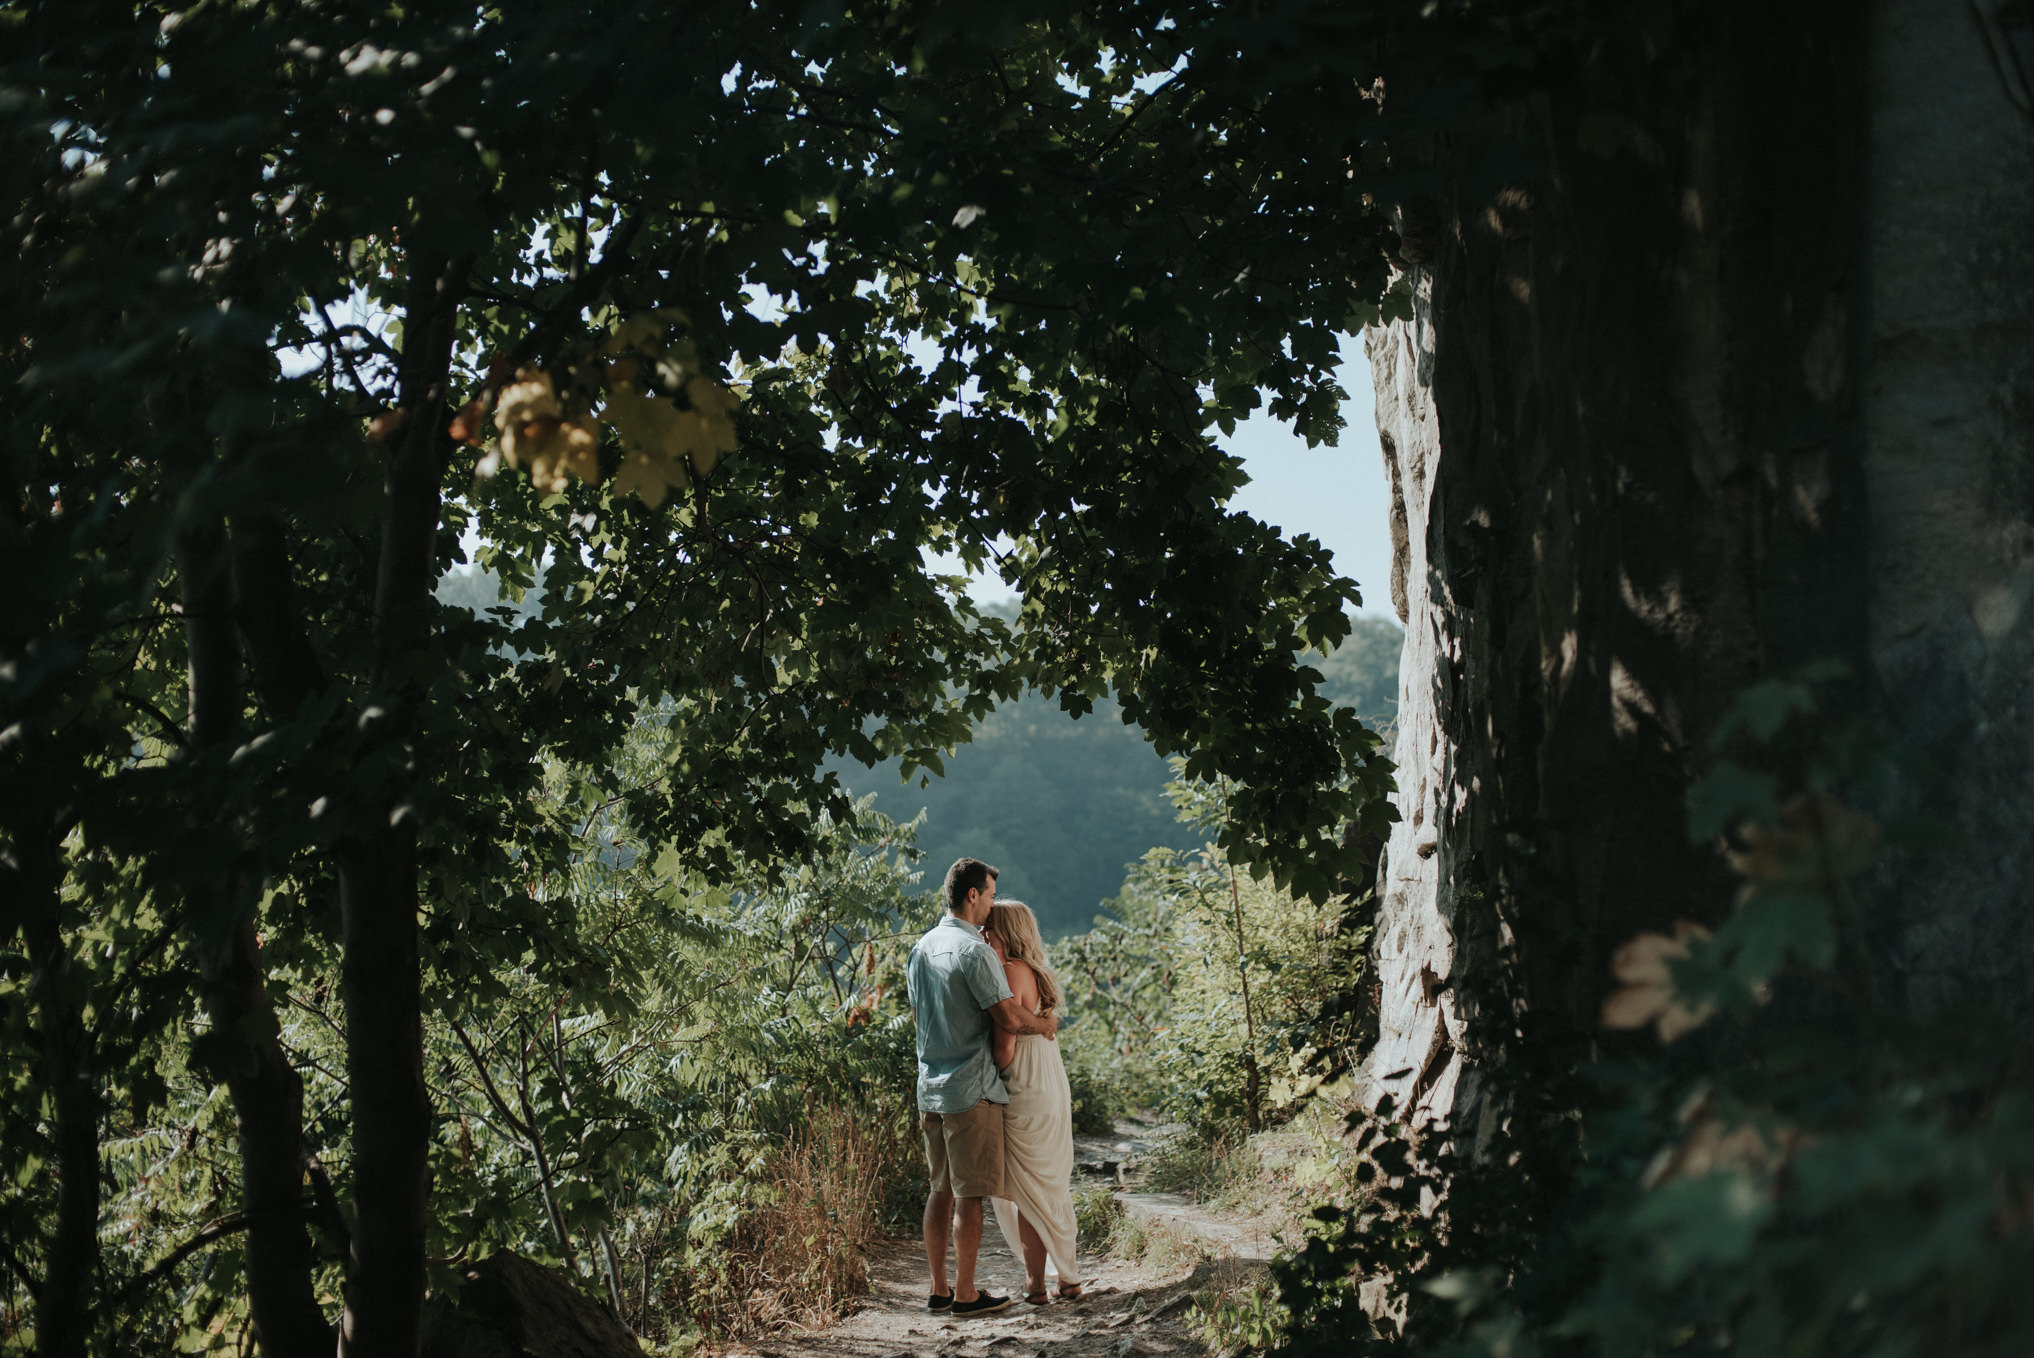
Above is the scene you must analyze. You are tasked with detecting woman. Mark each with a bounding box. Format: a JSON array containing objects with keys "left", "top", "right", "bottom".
[{"left": 983, "top": 900, "right": 1085, "bottom": 1305}]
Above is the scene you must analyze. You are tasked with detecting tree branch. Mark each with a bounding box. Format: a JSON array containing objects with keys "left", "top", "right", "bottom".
[
  {"left": 447, "top": 1018, "right": 538, "bottom": 1143},
  {"left": 0, "top": 1237, "right": 41, "bottom": 1302},
  {"left": 118, "top": 690, "right": 188, "bottom": 749},
  {"left": 111, "top": 1211, "right": 254, "bottom": 1309}
]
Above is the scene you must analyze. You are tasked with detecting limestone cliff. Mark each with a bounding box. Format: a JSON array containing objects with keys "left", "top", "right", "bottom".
[{"left": 1355, "top": 0, "right": 2034, "bottom": 1139}]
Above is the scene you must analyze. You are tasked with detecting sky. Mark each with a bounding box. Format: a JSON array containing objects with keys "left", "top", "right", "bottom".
[
  {"left": 1222, "top": 338, "right": 1394, "bottom": 620},
  {"left": 937, "top": 335, "right": 1397, "bottom": 620}
]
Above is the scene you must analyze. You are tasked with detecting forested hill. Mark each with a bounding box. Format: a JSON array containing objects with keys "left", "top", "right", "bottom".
[
  {"left": 439, "top": 568, "right": 1400, "bottom": 936},
  {"left": 830, "top": 614, "right": 1404, "bottom": 936}
]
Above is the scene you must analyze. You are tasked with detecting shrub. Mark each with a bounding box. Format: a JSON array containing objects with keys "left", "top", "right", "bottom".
[
  {"left": 669, "top": 1095, "right": 920, "bottom": 1342},
  {"left": 1065, "top": 1054, "right": 1127, "bottom": 1135}
]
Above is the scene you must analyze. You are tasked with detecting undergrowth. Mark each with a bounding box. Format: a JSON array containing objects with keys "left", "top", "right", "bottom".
[
  {"left": 1073, "top": 1184, "right": 1209, "bottom": 1276},
  {"left": 666, "top": 1095, "right": 921, "bottom": 1344}
]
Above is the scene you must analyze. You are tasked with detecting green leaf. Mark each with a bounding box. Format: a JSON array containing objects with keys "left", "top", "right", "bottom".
[{"left": 1687, "top": 761, "right": 1780, "bottom": 840}]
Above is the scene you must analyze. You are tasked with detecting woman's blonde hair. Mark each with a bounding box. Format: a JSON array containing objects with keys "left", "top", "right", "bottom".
[{"left": 986, "top": 900, "right": 1060, "bottom": 1013}]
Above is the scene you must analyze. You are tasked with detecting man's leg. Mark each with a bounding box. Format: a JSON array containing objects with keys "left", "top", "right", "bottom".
[
  {"left": 947, "top": 1100, "right": 1008, "bottom": 1311},
  {"left": 952, "top": 1195, "right": 986, "bottom": 1303},
  {"left": 924, "top": 1187, "right": 955, "bottom": 1297},
  {"left": 922, "top": 1111, "right": 954, "bottom": 1299}
]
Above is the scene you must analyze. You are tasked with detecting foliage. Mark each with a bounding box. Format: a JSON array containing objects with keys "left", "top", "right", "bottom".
[
  {"left": 1064, "top": 1058, "right": 1129, "bottom": 1138},
  {"left": 1195, "top": 1267, "right": 1293, "bottom": 1356},
  {"left": 834, "top": 611, "right": 1404, "bottom": 936},
  {"left": 1073, "top": 1185, "right": 1209, "bottom": 1278},
  {"left": 1135, "top": 771, "right": 1375, "bottom": 1132},
  {"left": 833, "top": 690, "right": 1204, "bottom": 938},
  {"left": 1142, "top": 1129, "right": 1269, "bottom": 1207},
  {"left": 1048, "top": 757, "right": 1375, "bottom": 1153},
  {"left": 2, "top": 2, "right": 1410, "bottom": 1349},
  {"left": 1073, "top": 1183, "right": 1126, "bottom": 1252},
  {"left": 1315, "top": 616, "right": 1403, "bottom": 742},
  {"left": 1254, "top": 668, "right": 2034, "bottom": 1357},
  {"left": 5, "top": 701, "right": 935, "bottom": 1352}
]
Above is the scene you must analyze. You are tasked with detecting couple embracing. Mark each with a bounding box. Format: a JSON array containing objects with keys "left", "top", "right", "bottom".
[{"left": 907, "top": 858, "right": 1086, "bottom": 1316}]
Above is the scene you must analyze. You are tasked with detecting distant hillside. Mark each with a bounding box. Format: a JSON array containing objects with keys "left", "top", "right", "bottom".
[
  {"left": 830, "top": 613, "right": 1403, "bottom": 936},
  {"left": 439, "top": 566, "right": 1401, "bottom": 936}
]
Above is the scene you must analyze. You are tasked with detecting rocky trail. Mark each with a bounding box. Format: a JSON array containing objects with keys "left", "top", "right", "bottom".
[{"left": 725, "top": 1121, "right": 1289, "bottom": 1358}]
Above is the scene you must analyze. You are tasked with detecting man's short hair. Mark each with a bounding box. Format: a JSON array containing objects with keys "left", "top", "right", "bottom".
[{"left": 943, "top": 857, "right": 999, "bottom": 914}]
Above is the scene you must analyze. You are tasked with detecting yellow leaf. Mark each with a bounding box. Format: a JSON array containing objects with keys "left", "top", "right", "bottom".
[
  {"left": 605, "top": 382, "right": 681, "bottom": 455},
  {"left": 494, "top": 368, "right": 560, "bottom": 435},
  {"left": 680, "top": 378, "right": 739, "bottom": 477},
  {"left": 1602, "top": 921, "right": 1715, "bottom": 1042},
  {"left": 1727, "top": 793, "right": 1878, "bottom": 887},
  {"left": 685, "top": 376, "right": 739, "bottom": 416},
  {"left": 503, "top": 414, "right": 599, "bottom": 494},
  {"left": 604, "top": 381, "right": 693, "bottom": 508},
  {"left": 614, "top": 446, "right": 688, "bottom": 510}
]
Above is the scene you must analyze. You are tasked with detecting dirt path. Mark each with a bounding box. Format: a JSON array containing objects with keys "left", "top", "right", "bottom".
[
  {"left": 728, "top": 1122, "right": 1283, "bottom": 1358},
  {"left": 728, "top": 1215, "right": 1256, "bottom": 1358}
]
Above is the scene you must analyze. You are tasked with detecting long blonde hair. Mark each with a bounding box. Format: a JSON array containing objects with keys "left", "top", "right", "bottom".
[{"left": 986, "top": 900, "right": 1060, "bottom": 1013}]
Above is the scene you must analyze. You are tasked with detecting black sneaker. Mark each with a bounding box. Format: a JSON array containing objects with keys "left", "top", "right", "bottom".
[
  {"left": 952, "top": 1291, "right": 1012, "bottom": 1317},
  {"left": 928, "top": 1292, "right": 953, "bottom": 1312}
]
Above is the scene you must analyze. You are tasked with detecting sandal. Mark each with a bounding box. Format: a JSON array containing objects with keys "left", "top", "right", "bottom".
[
  {"left": 1057, "top": 1282, "right": 1085, "bottom": 1300},
  {"left": 1024, "top": 1291, "right": 1050, "bottom": 1306}
]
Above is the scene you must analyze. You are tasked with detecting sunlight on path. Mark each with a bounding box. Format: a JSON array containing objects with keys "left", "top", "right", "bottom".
[
  {"left": 736, "top": 1117, "right": 1276, "bottom": 1358},
  {"left": 736, "top": 1223, "right": 1242, "bottom": 1358}
]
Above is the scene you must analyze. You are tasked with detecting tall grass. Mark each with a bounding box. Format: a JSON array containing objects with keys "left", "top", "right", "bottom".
[{"left": 664, "top": 1094, "right": 922, "bottom": 1344}]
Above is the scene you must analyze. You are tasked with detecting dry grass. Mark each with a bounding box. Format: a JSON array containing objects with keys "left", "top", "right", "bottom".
[{"left": 680, "top": 1097, "right": 920, "bottom": 1344}]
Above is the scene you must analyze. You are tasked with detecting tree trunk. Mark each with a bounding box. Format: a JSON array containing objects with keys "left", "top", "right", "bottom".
[
  {"left": 208, "top": 914, "right": 333, "bottom": 1358},
  {"left": 335, "top": 832, "right": 431, "bottom": 1358},
  {"left": 1358, "top": 0, "right": 1880, "bottom": 1131},
  {"left": 1363, "top": 0, "right": 2034, "bottom": 1139},
  {"left": 26, "top": 822, "right": 96, "bottom": 1358},
  {"left": 335, "top": 248, "right": 468, "bottom": 1358},
  {"left": 1862, "top": 0, "right": 2034, "bottom": 1024},
  {"left": 176, "top": 522, "right": 333, "bottom": 1357}
]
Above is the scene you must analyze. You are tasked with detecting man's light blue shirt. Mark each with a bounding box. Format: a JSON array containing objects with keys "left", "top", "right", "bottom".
[{"left": 907, "top": 915, "right": 1014, "bottom": 1113}]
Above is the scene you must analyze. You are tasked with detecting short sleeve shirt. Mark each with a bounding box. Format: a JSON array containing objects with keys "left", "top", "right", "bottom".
[{"left": 906, "top": 915, "right": 1014, "bottom": 1112}]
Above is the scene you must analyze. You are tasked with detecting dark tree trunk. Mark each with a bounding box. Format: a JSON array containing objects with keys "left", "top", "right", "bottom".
[
  {"left": 335, "top": 249, "right": 468, "bottom": 1358},
  {"left": 26, "top": 821, "right": 96, "bottom": 1358},
  {"left": 335, "top": 832, "right": 431, "bottom": 1358},
  {"left": 1361, "top": 0, "right": 1876, "bottom": 1127},
  {"left": 1363, "top": 0, "right": 2034, "bottom": 1137},
  {"left": 1860, "top": 0, "right": 2034, "bottom": 1023},
  {"left": 176, "top": 523, "right": 333, "bottom": 1357},
  {"left": 208, "top": 914, "right": 333, "bottom": 1358}
]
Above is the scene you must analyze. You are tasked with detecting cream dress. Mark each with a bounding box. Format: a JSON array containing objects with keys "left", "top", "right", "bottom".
[{"left": 990, "top": 1025, "right": 1083, "bottom": 1291}]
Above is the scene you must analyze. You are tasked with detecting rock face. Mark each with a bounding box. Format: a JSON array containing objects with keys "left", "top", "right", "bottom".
[
  {"left": 422, "top": 1254, "right": 643, "bottom": 1358},
  {"left": 1359, "top": 284, "right": 1482, "bottom": 1138},
  {"left": 1356, "top": 0, "right": 2034, "bottom": 1139}
]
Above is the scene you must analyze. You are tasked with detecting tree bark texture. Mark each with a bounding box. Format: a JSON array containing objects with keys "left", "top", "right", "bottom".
[
  {"left": 336, "top": 249, "right": 468, "bottom": 1358},
  {"left": 1359, "top": 0, "right": 1877, "bottom": 1125},
  {"left": 176, "top": 524, "right": 333, "bottom": 1357},
  {"left": 25, "top": 824, "right": 96, "bottom": 1358},
  {"left": 1364, "top": 0, "right": 2034, "bottom": 1136},
  {"left": 335, "top": 832, "right": 430, "bottom": 1358},
  {"left": 1863, "top": 0, "right": 2034, "bottom": 1024}
]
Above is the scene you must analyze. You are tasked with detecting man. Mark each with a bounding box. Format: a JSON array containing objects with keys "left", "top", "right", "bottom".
[{"left": 908, "top": 857, "right": 1059, "bottom": 1316}]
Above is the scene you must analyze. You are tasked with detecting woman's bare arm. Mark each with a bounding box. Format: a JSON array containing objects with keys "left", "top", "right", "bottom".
[{"left": 989, "top": 962, "right": 1055, "bottom": 1038}]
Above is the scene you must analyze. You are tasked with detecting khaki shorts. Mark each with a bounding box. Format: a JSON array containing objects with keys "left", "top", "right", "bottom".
[{"left": 921, "top": 1100, "right": 1006, "bottom": 1199}]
